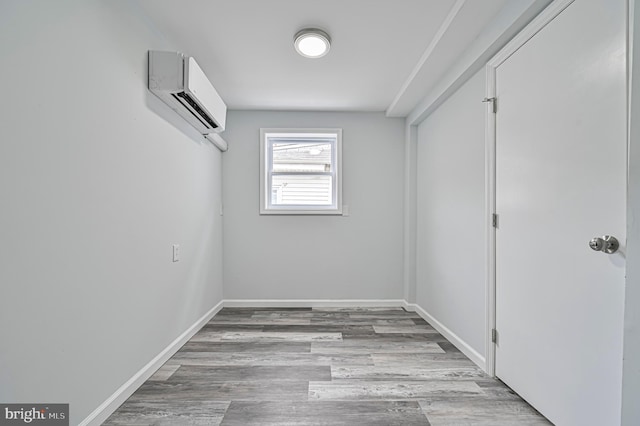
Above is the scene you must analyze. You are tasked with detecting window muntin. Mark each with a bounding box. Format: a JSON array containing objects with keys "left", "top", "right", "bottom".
[{"left": 260, "top": 129, "right": 342, "bottom": 214}]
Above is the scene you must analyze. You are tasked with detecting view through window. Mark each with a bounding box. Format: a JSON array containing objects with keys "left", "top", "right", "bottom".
[{"left": 260, "top": 129, "right": 342, "bottom": 214}]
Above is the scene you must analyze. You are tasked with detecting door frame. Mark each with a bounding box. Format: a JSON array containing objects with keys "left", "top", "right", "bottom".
[{"left": 484, "top": 0, "right": 576, "bottom": 377}]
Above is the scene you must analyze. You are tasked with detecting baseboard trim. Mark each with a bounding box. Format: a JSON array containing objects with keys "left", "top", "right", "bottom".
[
  {"left": 223, "top": 299, "right": 406, "bottom": 308},
  {"left": 402, "top": 300, "right": 417, "bottom": 312},
  {"left": 79, "top": 300, "right": 224, "bottom": 426},
  {"left": 408, "top": 302, "right": 486, "bottom": 370}
]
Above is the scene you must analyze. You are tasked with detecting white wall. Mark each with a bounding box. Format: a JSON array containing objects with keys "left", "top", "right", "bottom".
[
  {"left": 623, "top": 1, "right": 640, "bottom": 424},
  {"left": 415, "top": 69, "right": 486, "bottom": 358},
  {"left": 403, "top": 125, "right": 418, "bottom": 304},
  {"left": 0, "top": 2, "right": 224, "bottom": 424},
  {"left": 222, "top": 111, "right": 404, "bottom": 301},
  {"left": 403, "top": 0, "right": 550, "bottom": 364}
]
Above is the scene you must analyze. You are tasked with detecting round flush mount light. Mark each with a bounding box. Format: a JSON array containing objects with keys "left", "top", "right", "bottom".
[{"left": 294, "top": 28, "right": 331, "bottom": 58}]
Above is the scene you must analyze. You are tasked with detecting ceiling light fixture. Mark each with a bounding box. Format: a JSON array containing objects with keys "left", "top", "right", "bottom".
[{"left": 294, "top": 28, "right": 331, "bottom": 58}]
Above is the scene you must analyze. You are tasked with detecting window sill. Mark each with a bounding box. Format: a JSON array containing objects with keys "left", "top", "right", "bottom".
[{"left": 260, "top": 208, "right": 343, "bottom": 216}]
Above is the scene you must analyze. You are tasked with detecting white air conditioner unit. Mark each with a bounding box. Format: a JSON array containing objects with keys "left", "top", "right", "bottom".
[{"left": 148, "top": 50, "right": 226, "bottom": 134}]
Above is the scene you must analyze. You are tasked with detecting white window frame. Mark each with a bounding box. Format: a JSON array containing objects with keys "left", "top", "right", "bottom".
[{"left": 260, "top": 128, "right": 343, "bottom": 215}]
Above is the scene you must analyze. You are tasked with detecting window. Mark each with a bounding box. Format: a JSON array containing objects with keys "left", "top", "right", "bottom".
[{"left": 260, "top": 128, "right": 342, "bottom": 215}]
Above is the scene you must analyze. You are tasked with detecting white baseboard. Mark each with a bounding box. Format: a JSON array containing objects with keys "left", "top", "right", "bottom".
[
  {"left": 223, "top": 299, "right": 406, "bottom": 308},
  {"left": 402, "top": 300, "right": 417, "bottom": 312},
  {"left": 408, "top": 302, "right": 486, "bottom": 370},
  {"left": 79, "top": 300, "right": 224, "bottom": 426}
]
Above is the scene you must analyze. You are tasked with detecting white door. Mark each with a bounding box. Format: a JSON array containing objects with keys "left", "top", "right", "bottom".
[{"left": 494, "top": 0, "right": 627, "bottom": 425}]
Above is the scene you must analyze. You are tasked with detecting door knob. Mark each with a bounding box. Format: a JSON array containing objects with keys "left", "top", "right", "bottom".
[
  {"left": 589, "top": 237, "right": 604, "bottom": 251},
  {"left": 589, "top": 235, "right": 619, "bottom": 254}
]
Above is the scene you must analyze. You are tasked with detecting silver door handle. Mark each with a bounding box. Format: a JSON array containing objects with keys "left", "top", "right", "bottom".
[{"left": 589, "top": 235, "right": 619, "bottom": 254}]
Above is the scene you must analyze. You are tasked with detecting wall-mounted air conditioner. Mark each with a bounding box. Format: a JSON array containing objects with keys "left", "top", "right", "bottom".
[{"left": 148, "top": 50, "right": 227, "bottom": 135}]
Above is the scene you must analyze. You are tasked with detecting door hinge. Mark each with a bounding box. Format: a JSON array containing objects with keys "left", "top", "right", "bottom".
[
  {"left": 483, "top": 97, "right": 497, "bottom": 113},
  {"left": 491, "top": 328, "right": 498, "bottom": 343},
  {"left": 492, "top": 213, "right": 498, "bottom": 228}
]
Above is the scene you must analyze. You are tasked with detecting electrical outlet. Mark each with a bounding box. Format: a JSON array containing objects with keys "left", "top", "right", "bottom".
[{"left": 172, "top": 244, "right": 180, "bottom": 262}]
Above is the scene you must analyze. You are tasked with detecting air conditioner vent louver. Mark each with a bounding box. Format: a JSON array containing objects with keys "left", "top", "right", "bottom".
[
  {"left": 148, "top": 51, "right": 226, "bottom": 134},
  {"left": 172, "top": 92, "right": 218, "bottom": 130}
]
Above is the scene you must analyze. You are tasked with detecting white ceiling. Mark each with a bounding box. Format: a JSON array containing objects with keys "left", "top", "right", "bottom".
[{"left": 134, "top": 0, "right": 514, "bottom": 116}]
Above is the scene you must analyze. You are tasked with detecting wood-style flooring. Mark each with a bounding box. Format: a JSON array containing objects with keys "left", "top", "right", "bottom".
[{"left": 104, "top": 307, "right": 551, "bottom": 425}]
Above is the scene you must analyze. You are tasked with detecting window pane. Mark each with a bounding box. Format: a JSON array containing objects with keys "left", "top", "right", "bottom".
[
  {"left": 271, "top": 175, "right": 333, "bottom": 205},
  {"left": 272, "top": 142, "right": 332, "bottom": 172},
  {"left": 261, "top": 129, "right": 341, "bottom": 214}
]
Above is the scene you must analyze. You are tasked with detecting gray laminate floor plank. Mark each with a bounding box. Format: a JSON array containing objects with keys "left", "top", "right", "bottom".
[
  {"left": 212, "top": 309, "right": 254, "bottom": 317},
  {"left": 261, "top": 324, "right": 376, "bottom": 335},
  {"left": 105, "top": 307, "right": 550, "bottom": 425},
  {"left": 249, "top": 311, "right": 325, "bottom": 319},
  {"left": 224, "top": 307, "right": 312, "bottom": 312},
  {"left": 210, "top": 318, "right": 313, "bottom": 325},
  {"left": 311, "top": 340, "right": 444, "bottom": 354},
  {"left": 331, "top": 365, "right": 486, "bottom": 381},
  {"left": 169, "top": 365, "right": 332, "bottom": 382},
  {"left": 219, "top": 331, "right": 343, "bottom": 342},
  {"left": 308, "top": 380, "right": 484, "bottom": 400},
  {"left": 128, "top": 381, "right": 310, "bottom": 402},
  {"left": 310, "top": 318, "right": 418, "bottom": 325},
  {"left": 348, "top": 312, "right": 423, "bottom": 319},
  {"left": 419, "top": 398, "right": 552, "bottom": 425},
  {"left": 220, "top": 400, "right": 430, "bottom": 425},
  {"left": 147, "top": 364, "right": 181, "bottom": 382},
  {"left": 437, "top": 341, "right": 462, "bottom": 353},
  {"left": 372, "top": 325, "right": 439, "bottom": 334},
  {"left": 372, "top": 353, "right": 475, "bottom": 366},
  {"left": 167, "top": 351, "right": 374, "bottom": 367},
  {"left": 102, "top": 401, "right": 229, "bottom": 426},
  {"left": 200, "top": 324, "right": 266, "bottom": 331},
  {"left": 312, "top": 307, "right": 406, "bottom": 312},
  {"left": 179, "top": 341, "right": 311, "bottom": 353},
  {"left": 189, "top": 330, "right": 343, "bottom": 343},
  {"left": 342, "top": 332, "right": 449, "bottom": 341}
]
